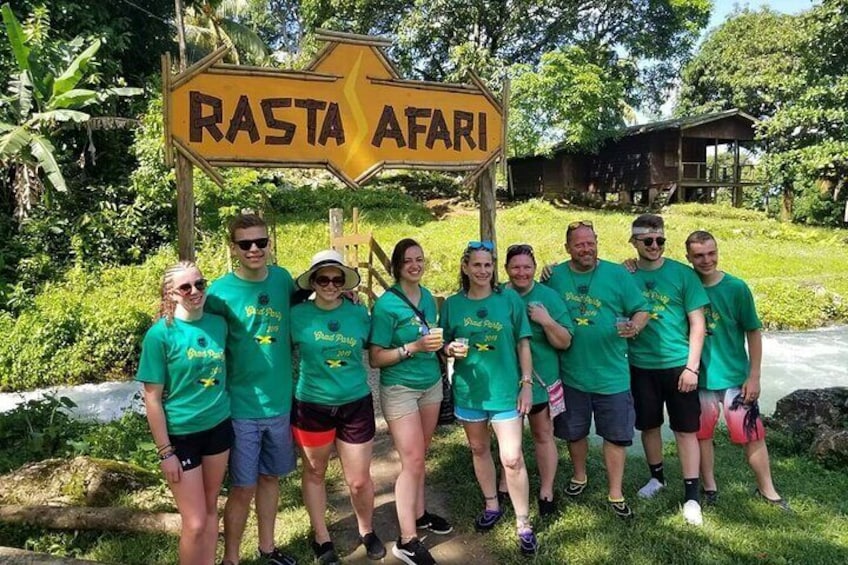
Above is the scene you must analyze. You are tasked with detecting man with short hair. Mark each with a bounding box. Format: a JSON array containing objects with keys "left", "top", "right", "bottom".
[
  {"left": 628, "top": 213, "right": 708, "bottom": 526},
  {"left": 685, "top": 230, "right": 788, "bottom": 510},
  {"left": 206, "top": 213, "right": 298, "bottom": 565},
  {"left": 544, "top": 221, "right": 649, "bottom": 519}
]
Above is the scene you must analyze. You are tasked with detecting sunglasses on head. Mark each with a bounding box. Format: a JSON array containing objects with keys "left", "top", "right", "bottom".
[
  {"left": 175, "top": 278, "right": 207, "bottom": 296},
  {"left": 637, "top": 236, "right": 666, "bottom": 247},
  {"left": 507, "top": 243, "right": 534, "bottom": 256},
  {"left": 467, "top": 240, "right": 494, "bottom": 251},
  {"left": 234, "top": 237, "right": 269, "bottom": 251},
  {"left": 315, "top": 275, "right": 346, "bottom": 288},
  {"left": 566, "top": 220, "right": 594, "bottom": 235}
]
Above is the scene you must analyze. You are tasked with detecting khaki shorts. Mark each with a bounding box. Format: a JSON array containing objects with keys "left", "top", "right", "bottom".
[{"left": 380, "top": 380, "right": 443, "bottom": 422}]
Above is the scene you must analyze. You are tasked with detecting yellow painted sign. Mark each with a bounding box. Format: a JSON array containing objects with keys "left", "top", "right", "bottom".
[{"left": 164, "top": 31, "right": 504, "bottom": 187}]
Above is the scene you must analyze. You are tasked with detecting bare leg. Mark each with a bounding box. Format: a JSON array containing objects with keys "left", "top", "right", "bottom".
[
  {"left": 641, "top": 427, "right": 664, "bottom": 466},
  {"left": 568, "top": 437, "right": 589, "bottom": 483},
  {"left": 492, "top": 417, "right": 531, "bottom": 528},
  {"left": 255, "top": 474, "right": 280, "bottom": 553},
  {"left": 528, "top": 408, "right": 557, "bottom": 500},
  {"left": 675, "top": 431, "right": 700, "bottom": 479},
  {"left": 417, "top": 402, "right": 440, "bottom": 520},
  {"left": 699, "top": 439, "right": 717, "bottom": 491},
  {"left": 387, "top": 411, "right": 426, "bottom": 541},
  {"left": 603, "top": 441, "right": 626, "bottom": 500},
  {"left": 223, "top": 485, "right": 256, "bottom": 564},
  {"left": 462, "top": 421, "right": 498, "bottom": 511},
  {"left": 200, "top": 451, "right": 229, "bottom": 564},
  {"left": 335, "top": 439, "right": 376, "bottom": 535},
  {"left": 745, "top": 439, "right": 780, "bottom": 499},
  {"left": 300, "top": 443, "right": 334, "bottom": 543},
  {"left": 170, "top": 462, "right": 220, "bottom": 565}
]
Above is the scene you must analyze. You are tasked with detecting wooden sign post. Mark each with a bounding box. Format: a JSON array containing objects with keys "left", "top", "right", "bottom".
[{"left": 162, "top": 30, "right": 505, "bottom": 256}]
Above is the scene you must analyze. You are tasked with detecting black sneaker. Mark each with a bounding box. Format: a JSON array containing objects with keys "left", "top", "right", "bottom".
[
  {"left": 392, "top": 537, "right": 437, "bottom": 565},
  {"left": 565, "top": 478, "right": 587, "bottom": 497},
  {"left": 538, "top": 496, "right": 557, "bottom": 517},
  {"left": 359, "top": 531, "right": 387, "bottom": 560},
  {"left": 416, "top": 510, "right": 454, "bottom": 535},
  {"left": 609, "top": 499, "right": 634, "bottom": 519},
  {"left": 311, "top": 540, "right": 340, "bottom": 565},
  {"left": 703, "top": 489, "right": 718, "bottom": 505},
  {"left": 259, "top": 547, "right": 297, "bottom": 565},
  {"left": 754, "top": 489, "right": 792, "bottom": 512}
]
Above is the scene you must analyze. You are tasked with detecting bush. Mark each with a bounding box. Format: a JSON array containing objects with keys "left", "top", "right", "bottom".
[
  {"left": 753, "top": 280, "right": 847, "bottom": 330},
  {"left": 0, "top": 253, "right": 171, "bottom": 391}
]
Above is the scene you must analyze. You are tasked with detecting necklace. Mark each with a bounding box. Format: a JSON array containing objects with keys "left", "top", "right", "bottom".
[{"left": 567, "top": 262, "right": 597, "bottom": 316}]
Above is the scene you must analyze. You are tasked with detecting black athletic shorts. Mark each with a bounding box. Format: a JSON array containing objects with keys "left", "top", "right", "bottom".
[
  {"left": 291, "top": 394, "right": 376, "bottom": 447},
  {"left": 630, "top": 365, "right": 700, "bottom": 433},
  {"left": 169, "top": 417, "right": 234, "bottom": 471}
]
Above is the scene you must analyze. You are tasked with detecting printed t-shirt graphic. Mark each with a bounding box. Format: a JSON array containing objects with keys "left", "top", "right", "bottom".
[
  {"left": 700, "top": 273, "right": 762, "bottom": 390},
  {"left": 369, "top": 284, "right": 441, "bottom": 390},
  {"left": 544, "top": 260, "right": 648, "bottom": 394},
  {"left": 439, "top": 288, "right": 532, "bottom": 411},
  {"left": 291, "top": 300, "right": 371, "bottom": 405},
  {"left": 136, "top": 314, "right": 230, "bottom": 435},
  {"left": 512, "top": 283, "right": 573, "bottom": 405},
  {"left": 205, "top": 265, "right": 295, "bottom": 418},
  {"left": 629, "top": 258, "right": 710, "bottom": 369}
]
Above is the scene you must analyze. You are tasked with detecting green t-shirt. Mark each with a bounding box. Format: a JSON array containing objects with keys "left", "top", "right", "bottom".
[
  {"left": 291, "top": 299, "right": 371, "bottom": 405},
  {"left": 205, "top": 265, "right": 295, "bottom": 419},
  {"left": 544, "top": 260, "right": 648, "bottom": 394},
  {"left": 136, "top": 315, "right": 230, "bottom": 435},
  {"left": 701, "top": 273, "right": 762, "bottom": 390},
  {"left": 369, "top": 285, "right": 441, "bottom": 390},
  {"left": 629, "top": 258, "right": 710, "bottom": 369},
  {"left": 513, "top": 283, "right": 573, "bottom": 405},
  {"left": 439, "top": 288, "right": 532, "bottom": 411}
]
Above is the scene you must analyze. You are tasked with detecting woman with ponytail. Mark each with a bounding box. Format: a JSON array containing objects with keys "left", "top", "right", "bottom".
[{"left": 137, "top": 261, "right": 233, "bottom": 564}]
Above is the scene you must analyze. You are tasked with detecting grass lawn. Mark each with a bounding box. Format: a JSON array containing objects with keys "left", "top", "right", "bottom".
[
  {"left": 208, "top": 200, "right": 848, "bottom": 330},
  {"left": 427, "top": 426, "right": 848, "bottom": 564}
]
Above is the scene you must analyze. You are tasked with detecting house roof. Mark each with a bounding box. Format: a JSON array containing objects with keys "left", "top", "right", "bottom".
[{"left": 618, "top": 108, "right": 758, "bottom": 137}]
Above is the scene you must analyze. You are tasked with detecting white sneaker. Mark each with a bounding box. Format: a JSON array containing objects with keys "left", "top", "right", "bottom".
[
  {"left": 682, "top": 500, "right": 704, "bottom": 526},
  {"left": 637, "top": 478, "right": 666, "bottom": 498}
]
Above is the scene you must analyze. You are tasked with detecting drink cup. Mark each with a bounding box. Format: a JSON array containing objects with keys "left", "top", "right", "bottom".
[
  {"left": 454, "top": 337, "right": 469, "bottom": 358},
  {"left": 615, "top": 316, "right": 630, "bottom": 335},
  {"left": 428, "top": 327, "right": 444, "bottom": 347}
]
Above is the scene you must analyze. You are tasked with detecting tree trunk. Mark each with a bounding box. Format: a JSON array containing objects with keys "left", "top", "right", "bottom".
[
  {"left": 174, "top": 0, "right": 188, "bottom": 71},
  {"left": 0, "top": 546, "right": 103, "bottom": 564},
  {"left": 0, "top": 505, "right": 183, "bottom": 535},
  {"left": 780, "top": 182, "right": 794, "bottom": 221}
]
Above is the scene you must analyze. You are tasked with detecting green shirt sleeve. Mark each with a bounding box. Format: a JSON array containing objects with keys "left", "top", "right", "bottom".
[
  {"left": 738, "top": 281, "right": 762, "bottom": 331},
  {"left": 369, "top": 296, "right": 396, "bottom": 348},
  {"left": 682, "top": 265, "right": 711, "bottom": 313},
  {"left": 136, "top": 321, "right": 167, "bottom": 384}
]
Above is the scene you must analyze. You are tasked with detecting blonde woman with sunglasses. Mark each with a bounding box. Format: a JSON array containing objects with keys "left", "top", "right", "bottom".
[{"left": 137, "top": 261, "right": 233, "bottom": 565}]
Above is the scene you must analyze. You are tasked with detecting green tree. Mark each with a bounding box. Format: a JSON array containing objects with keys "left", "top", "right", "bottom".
[
  {"left": 677, "top": 8, "right": 807, "bottom": 118},
  {"left": 182, "top": 0, "right": 271, "bottom": 65},
  {"left": 0, "top": 3, "right": 140, "bottom": 219}
]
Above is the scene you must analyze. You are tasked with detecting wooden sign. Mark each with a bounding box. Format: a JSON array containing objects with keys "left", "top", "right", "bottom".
[{"left": 163, "top": 30, "right": 504, "bottom": 188}]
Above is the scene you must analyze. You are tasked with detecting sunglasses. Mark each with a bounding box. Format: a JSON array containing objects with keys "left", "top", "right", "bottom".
[
  {"left": 234, "top": 237, "right": 269, "bottom": 251},
  {"left": 467, "top": 240, "right": 494, "bottom": 251},
  {"left": 175, "top": 278, "right": 207, "bottom": 296},
  {"left": 567, "top": 220, "right": 593, "bottom": 232},
  {"left": 315, "top": 275, "right": 346, "bottom": 288},
  {"left": 637, "top": 236, "right": 666, "bottom": 247},
  {"left": 507, "top": 243, "right": 534, "bottom": 256}
]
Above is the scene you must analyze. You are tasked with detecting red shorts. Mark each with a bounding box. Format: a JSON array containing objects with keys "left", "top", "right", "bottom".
[
  {"left": 291, "top": 394, "right": 375, "bottom": 447},
  {"left": 697, "top": 388, "right": 765, "bottom": 445}
]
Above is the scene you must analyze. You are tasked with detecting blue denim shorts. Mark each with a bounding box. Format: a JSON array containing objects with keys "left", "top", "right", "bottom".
[
  {"left": 229, "top": 415, "right": 296, "bottom": 487},
  {"left": 553, "top": 386, "right": 635, "bottom": 446},
  {"left": 454, "top": 405, "right": 521, "bottom": 423}
]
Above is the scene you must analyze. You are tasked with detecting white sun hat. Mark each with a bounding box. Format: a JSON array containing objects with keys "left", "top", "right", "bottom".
[{"left": 295, "top": 249, "right": 361, "bottom": 290}]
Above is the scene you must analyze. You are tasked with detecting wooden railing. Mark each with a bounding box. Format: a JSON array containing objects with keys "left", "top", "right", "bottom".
[
  {"left": 682, "top": 162, "right": 756, "bottom": 183},
  {"left": 328, "top": 207, "right": 393, "bottom": 304}
]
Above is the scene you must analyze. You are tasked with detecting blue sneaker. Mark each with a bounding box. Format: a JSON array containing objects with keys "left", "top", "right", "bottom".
[
  {"left": 518, "top": 528, "right": 538, "bottom": 556},
  {"left": 474, "top": 507, "right": 504, "bottom": 531}
]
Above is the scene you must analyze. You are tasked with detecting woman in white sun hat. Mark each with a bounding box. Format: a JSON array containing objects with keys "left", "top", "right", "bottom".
[{"left": 290, "top": 250, "right": 385, "bottom": 564}]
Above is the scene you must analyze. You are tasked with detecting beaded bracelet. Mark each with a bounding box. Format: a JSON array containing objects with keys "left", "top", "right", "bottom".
[{"left": 159, "top": 451, "right": 176, "bottom": 461}]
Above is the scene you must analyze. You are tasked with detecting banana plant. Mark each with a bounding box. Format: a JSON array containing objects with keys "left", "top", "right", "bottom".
[{"left": 0, "top": 3, "right": 141, "bottom": 219}]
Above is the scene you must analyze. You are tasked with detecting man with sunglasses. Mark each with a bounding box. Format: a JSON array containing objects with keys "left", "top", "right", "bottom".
[
  {"left": 206, "top": 213, "right": 298, "bottom": 565},
  {"left": 627, "top": 214, "right": 709, "bottom": 526},
  {"left": 544, "top": 221, "right": 649, "bottom": 519}
]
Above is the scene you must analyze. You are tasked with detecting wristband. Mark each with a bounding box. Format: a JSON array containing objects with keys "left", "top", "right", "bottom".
[
  {"left": 159, "top": 451, "right": 176, "bottom": 461},
  {"left": 156, "top": 443, "right": 172, "bottom": 454},
  {"left": 685, "top": 366, "right": 699, "bottom": 376},
  {"left": 519, "top": 375, "right": 533, "bottom": 386},
  {"left": 400, "top": 344, "right": 413, "bottom": 359}
]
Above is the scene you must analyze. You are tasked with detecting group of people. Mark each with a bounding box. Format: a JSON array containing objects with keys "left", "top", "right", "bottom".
[{"left": 137, "top": 211, "right": 786, "bottom": 565}]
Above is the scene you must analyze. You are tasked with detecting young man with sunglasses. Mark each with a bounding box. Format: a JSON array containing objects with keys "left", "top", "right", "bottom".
[
  {"left": 544, "top": 221, "right": 649, "bottom": 519},
  {"left": 206, "top": 214, "right": 298, "bottom": 565},
  {"left": 685, "top": 231, "right": 788, "bottom": 511},
  {"left": 627, "top": 214, "right": 709, "bottom": 526}
]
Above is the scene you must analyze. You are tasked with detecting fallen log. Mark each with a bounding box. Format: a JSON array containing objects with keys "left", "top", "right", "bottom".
[
  {"left": 0, "top": 545, "right": 106, "bottom": 564},
  {"left": 0, "top": 505, "right": 182, "bottom": 535}
]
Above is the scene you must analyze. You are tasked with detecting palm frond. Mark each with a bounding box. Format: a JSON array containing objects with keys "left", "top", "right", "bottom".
[
  {"left": 29, "top": 133, "right": 67, "bottom": 192},
  {"left": 0, "top": 125, "right": 32, "bottom": 158},
  {"left": 217, "top": 18, "right": 270, "bottom": 64},
  {"left": 52, "top": 39, "right": 102, "bottom": 97},
  {"left": 47, "top": 88, "right": 99, "bottom": 110},
  {"left": 31, "top": 109, "right": 91, "bottom": 125},
  {"left": 1, "top": 3, "right": 31, "bottom": 73}
]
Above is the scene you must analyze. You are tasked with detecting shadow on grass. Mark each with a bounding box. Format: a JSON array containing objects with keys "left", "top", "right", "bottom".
[{"left": 426, "top": 425, "right": 848, "bottom": 565}]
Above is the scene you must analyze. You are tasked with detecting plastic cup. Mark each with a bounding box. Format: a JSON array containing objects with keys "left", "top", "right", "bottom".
[
  {"left": 454, "top": 337, "right": 469, "bottom": 358},
  {"left": 428, "top": 327, "right": 444, "bottom": 346},
  {"left": 615, "top": 317, "right": 630, "bottom": 335}
]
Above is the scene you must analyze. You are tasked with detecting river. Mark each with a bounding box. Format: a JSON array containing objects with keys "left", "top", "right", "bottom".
[{"left": 1, "top": 327, "right": 846, "bottom": 422}]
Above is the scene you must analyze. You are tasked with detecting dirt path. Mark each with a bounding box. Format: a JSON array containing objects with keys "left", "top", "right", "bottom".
[{"left": 325, "top": 419, "right": 495, "bottom": 564}]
